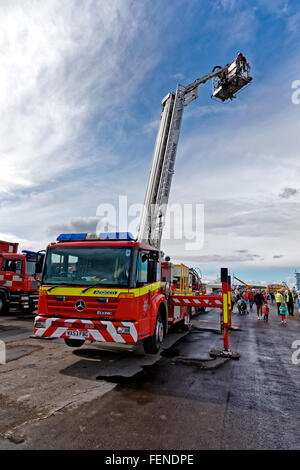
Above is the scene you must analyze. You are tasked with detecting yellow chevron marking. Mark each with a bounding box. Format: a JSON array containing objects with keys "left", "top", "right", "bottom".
[{"left": 40, "top": 281, "right": 161, "bottom": 298}]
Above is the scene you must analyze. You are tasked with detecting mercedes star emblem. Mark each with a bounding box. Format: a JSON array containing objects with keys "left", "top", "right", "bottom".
[{"left": 75, "top": 300, "right": 86, "bottom": 312}]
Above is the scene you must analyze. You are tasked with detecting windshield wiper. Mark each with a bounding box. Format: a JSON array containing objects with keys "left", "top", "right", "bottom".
[
  {"left": 80, "top": 285, "right": 108, "bottom": 294},
  {"left": 45, "top": 283, "right": 72, "bottom": 292}
]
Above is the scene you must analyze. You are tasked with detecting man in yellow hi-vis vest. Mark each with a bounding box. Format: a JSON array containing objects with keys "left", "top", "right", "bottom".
[
  {"left": 275, "top": 291, "right": 284, "bottom": 315},
  {"left": 286, "top": 290, "right": 295, "bottom": 316}
]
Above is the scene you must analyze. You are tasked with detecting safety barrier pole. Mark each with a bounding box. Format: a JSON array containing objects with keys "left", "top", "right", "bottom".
[
  {"left": 210, "top": 268, "right": 240, "bottom": 360},
  {"left": 228, "top": 274, "right": 232, "bottom": 327},
  {"left": 222, "top": 268, "right": 230, "bottom": 350}
]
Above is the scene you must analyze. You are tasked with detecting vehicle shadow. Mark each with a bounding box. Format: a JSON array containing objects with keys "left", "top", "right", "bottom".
[{"left": 59, "top": 331, "right": 187, "bottom": 382}]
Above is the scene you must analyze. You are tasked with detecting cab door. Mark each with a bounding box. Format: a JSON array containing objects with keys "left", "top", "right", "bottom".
[
  {"left": 137, "top": 251, "right": 152, "bottom": 333},
  {"left": 136, "top": 250, "right": 160, "bottom": 336}
]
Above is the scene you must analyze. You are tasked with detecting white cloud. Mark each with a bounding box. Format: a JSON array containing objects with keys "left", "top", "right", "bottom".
[
  {"left": 286, "top": 11, "right": 300, "bottom": 36},
  {"left": 279, "top": 187, "right": 298, "bottom": 199},
  {"left": 0, "top": 1, "right": 300, "bottom": 285},
  {"left": 0, "top": 0, "right": 163, "bottom": 192},
  {"left": 47, "top": 216, "right": 100, "bottom": 237},
  {"left": 158, "top": 51, "right": 300, "bottom": 275},
  {"left": 0, "top": 231, "right": 46, "bottom": 253},
  {"left": 171, "top": 73, "right": 185, "bottom": 80}
]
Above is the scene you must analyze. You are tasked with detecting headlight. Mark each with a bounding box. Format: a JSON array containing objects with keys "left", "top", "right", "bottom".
[
  {"left": 35, "top": 321, "right": 46, "bottom": 328},
  {"left": 21, "top": 296, "right": 29, "bottom": 301}
]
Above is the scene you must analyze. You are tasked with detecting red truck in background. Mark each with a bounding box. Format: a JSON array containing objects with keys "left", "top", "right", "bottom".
[{"left": 0, "top": 240, "right": 44, "bottom": 315}]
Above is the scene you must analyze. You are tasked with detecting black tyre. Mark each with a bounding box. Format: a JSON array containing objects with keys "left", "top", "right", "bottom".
[
  {"left": 0, "top": 294, "right": 8, "bottom": 315},
  {"left": 20, "top": 305, "right": 36, "bottom": 315},
  {"left": 143, "top": 312, "right": 164, "bottom": 354},
  {"left": 64, "top": 338, "right": 85, "bottom": 348}
]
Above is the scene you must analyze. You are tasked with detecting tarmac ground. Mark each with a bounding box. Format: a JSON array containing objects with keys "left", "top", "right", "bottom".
[{"left": 0, "top": 303, "right": 299, "bottom": 450}]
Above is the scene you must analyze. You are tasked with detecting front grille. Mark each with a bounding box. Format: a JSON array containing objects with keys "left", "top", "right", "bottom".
[{"left": 47, "top": 295, "right": 119, "bottom": 317}]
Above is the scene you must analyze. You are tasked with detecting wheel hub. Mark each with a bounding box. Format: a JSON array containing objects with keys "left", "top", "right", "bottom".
[{"left": 156, "top": 320, "right": 164, "bottom": 344}]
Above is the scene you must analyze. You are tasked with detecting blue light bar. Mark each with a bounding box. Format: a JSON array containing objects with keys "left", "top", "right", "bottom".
[
  {"left": 22, "top": 250, "right": 45, "bottom": 261},
  {"left": 57, "top": 233, "right": 87, "bottom": 241},
  {"left": 56, "top": 232, "right": 135, "bottom": 242},
  {"left": 99, "top": 232, "right": 135, "bottom": 240}
]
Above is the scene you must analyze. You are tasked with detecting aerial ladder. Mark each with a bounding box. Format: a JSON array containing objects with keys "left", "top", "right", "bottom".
[
  {"left": 138, "top": 58, "right": 252, "bottom": 249},
  {"left": 33, "top": 56, "right": 251, "bottom": 358},
  {"left": 138, "top": 57, "right": 252, "bottom": 357}
]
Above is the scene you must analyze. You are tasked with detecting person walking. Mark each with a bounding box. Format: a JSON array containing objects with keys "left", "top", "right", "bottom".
[
  {"left": 263, "top": 302, "right": 270, "bottom": 323},
  {"left": 275, "top": 290, "right": 284, "bottom": 315},
  {"left": 270, "top": 292, "right": 275, "bottom": 304},
  {"left": 279, "top": 301, "right": 287, "bottom": 325},
  {"left": 286, "top": 290, "right": 295, "bottom": 316},
  {"left": 247, "top": 290, "right": 255, "bottom": 310},
  {"left": 231, "top": 292, "right": 236, "bottom": 309},
  {"left": 254, "top": 290, "right": 264, "bottom": 320}
]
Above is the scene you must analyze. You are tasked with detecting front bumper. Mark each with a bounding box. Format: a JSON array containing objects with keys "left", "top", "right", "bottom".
[
  {"left": 33, "top": 316, "right": 138, "bottom": 344},
  {"left": 10, "top": 292, "right": 39, "bottom": 311}
]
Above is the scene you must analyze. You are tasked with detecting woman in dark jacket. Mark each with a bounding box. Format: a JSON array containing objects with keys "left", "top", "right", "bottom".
[{"left": 254, "top": 290, "right": 265, "bottom": 320}]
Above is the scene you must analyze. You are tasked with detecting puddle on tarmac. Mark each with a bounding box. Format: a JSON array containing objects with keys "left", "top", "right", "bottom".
[
  {"left": 161, "top": 348, "right": 180, "bottom": 358},
  {"left": 96, "top": 363, "right": 158, "bottom": 385}
]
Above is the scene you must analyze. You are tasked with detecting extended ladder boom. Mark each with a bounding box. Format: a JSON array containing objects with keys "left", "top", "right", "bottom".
[
  {"left": 138, "top": 86, "right": 186, "bottom": 248},
  {"left": 138, "top": 59, "right": 252, "bottom": 249}
]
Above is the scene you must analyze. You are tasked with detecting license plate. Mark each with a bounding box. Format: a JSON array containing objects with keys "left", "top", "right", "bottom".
[{"left": 65, "top": 330, "right": 89, "bottom": 338}]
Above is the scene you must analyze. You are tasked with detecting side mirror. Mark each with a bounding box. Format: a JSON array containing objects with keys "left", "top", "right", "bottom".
[
  {"left": 141, "top": 253, "right": 149, "bottom": 263},
  {"left": 151, "top": 251, "right": 159, "bottom": 262},
  {"left": 34, "top": 252, "right": 45, "bottom": 279}
]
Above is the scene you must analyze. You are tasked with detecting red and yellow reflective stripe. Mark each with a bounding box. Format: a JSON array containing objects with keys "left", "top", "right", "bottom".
[
  {"left": 223, "top": 293, "right": 228, "bottom": 324},
  {"left": 39, "top": 281, "right": 161, "bottom": 298}
]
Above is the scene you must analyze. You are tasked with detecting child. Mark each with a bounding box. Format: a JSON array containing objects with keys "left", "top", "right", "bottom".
[
  {"left": 238, "top": 298, "right": 247, "bottom": 314},
  {"left": 263, "top": 302, "right": 270, "bottom": 322},
  {"left": 279, "top": 301, "right": 287, "bottom": 325}
]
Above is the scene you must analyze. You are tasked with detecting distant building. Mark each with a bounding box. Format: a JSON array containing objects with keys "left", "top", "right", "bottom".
[
  {"left": 295, "top": 271, "right": 300, "bottom": 290},
  {"left": 206, "top": 281, "right": 221, "bottom": 294}
]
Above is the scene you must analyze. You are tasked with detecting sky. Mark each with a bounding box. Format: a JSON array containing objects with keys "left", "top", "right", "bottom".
[{"left": 1, "top": 0, "right": 300, "bottom": 286}]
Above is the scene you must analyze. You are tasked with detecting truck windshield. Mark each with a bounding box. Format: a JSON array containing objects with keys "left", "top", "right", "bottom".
[
  {"left": 43, "top": 246, "right": 132, "bottom": 287},
  {"left": 26, "top": 261, "right": 36, "bottom": 275}
]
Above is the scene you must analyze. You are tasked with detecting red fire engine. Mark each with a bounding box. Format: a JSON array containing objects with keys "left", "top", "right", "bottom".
[
  {"left": 34, "top": 56, "right": 251, "bottom": 353},
  {"left": 0, "top": 240, "right": 43, "bottom": 314},
  {"left": 34, "top": 232, "right": 225, "bottom": 353}
]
